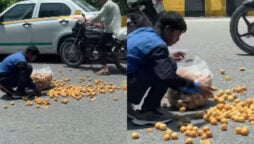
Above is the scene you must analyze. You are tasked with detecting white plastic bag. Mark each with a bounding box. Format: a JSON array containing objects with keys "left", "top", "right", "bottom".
[
  {"left": 113, "top": 27, "right": 127, "bottom": 41},
  {"left": 31, "top": 65, "right": 53, "bottom": 91},
  {"left": 177, "top": 56, "right": 213, "bottom": 78}
]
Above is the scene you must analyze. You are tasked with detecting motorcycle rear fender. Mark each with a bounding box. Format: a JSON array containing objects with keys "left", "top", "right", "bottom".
[{"left": 113, "top": 27, "right": 127, "bottom": 41}]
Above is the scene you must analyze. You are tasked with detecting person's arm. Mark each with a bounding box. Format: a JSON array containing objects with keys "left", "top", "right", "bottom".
[
  {"left": 91, "top": 3, "right": 110, "bottom": 24},
  {"left": 149, "top": 46, "right": 199, "bottom": 94},
  {"left": 16, "top": 62, "right": 37, "bottom": 92}
]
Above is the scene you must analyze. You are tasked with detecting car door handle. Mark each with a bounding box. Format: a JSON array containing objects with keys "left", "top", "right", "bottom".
[
  {"left": 23, "top": 22, "right": 31, "bottom": 27},
  {"left": 59, "top": 19, "right": 69, "bottom": 24}
]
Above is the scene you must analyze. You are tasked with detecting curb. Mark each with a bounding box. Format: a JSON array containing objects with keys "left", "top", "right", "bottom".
[{"left": 163, "top": 0, "right": 244, "bottom": 17}]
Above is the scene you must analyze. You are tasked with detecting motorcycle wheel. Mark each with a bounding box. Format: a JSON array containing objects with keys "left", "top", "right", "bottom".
[
  {"left": 113, "top": 42, "right": 127, "bottom": 73},
  {"left": 84, "top": 47, "right": 100, "bottom": 62},
  {"left": 59, "top": 37, "right": 84, "bottom": 67},
  {"left": 230, "top": 3, "right": 254, "bottom": 54}
]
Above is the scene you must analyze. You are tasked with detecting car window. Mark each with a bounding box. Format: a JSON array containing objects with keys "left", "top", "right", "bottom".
[
  {"left": 2, "top": 4, "right": 35, "bottom": 22},
  {"left": 39, "top": 3, "right": 71, "bottom": 18},
  {"left": 73, "top": 0, "right": 97, "bottom": 12}
]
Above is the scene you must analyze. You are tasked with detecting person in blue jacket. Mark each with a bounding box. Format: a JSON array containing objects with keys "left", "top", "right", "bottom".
[
  {"left": 127, "top": 11, "right": 213, "bottom": 125},
  {"left": 0, "top": 46, "right": 41, "bottom": 99}
]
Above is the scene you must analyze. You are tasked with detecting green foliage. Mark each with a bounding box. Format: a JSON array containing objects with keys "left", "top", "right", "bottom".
[
  {"left": 0, "top": 0, "right": 13, "bottom": 13},
  {"left": 0, "top": 0, "right": 24, "bottom": 13}
]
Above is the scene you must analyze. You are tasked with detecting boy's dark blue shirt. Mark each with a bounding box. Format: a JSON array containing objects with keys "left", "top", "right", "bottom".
[
  {"left": 0, "top": 51, "right": 26, "bottom": 75},
  {"left": 127, "top": 27, "right": 198, "bottom": 93},
  {"left": 127, "top": 27, "right": 167, "bottom": 73}
]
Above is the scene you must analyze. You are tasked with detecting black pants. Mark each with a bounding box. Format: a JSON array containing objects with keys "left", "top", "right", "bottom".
[
  {"left": 98, "top": 32, "right": 113, "bottom": 65},
  {"left": 0, "top": 64, "right": 33, "bottom": 94},
  {"left": 128, "top": 66, "right": 168, "bottom": 112}
]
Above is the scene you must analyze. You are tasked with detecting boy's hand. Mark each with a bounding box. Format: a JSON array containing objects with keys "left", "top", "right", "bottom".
[
  {"left": 199, "top": 83, "right": 213, "bottom": 98},
  {"left": 93, "top": 22, "right": 104, "bottom": 29},
  {"left": 34, "top": 84, "right": 41, "bottom": 96},
  {"left": 171, "top": 51, "right": 185, "bottom": 61},
  {"left": 35, "top": 90, "right": 41, "bottom": 96}
]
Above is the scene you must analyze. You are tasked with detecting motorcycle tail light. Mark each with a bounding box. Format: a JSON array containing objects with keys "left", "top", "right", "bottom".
[
  {"left": 152, "top": 0, "right": 164, "bottom": 13},
  {"left": 152, "top": 0, "right": 163, "bottom": 4}
]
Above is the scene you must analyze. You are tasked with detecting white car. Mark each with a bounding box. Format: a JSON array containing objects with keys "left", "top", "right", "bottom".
[{"left": 0, "top": 0, "right": 98, "bottom": 55}]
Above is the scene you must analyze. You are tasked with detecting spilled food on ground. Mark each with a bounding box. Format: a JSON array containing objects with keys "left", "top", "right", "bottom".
[
  {"left": 3, "top": 69, "right": 127, "bottom": 109},
  {"left": 130, "top": 67, "right": 253, "bottom": 144}
]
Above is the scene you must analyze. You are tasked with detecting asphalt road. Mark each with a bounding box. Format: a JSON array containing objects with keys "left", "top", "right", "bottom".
[
  {"left": 127, "top": 17, "right": 254, "bottom": 144},
  {"left": 0, "top": 55, "right": 126, "bottom": 144}
]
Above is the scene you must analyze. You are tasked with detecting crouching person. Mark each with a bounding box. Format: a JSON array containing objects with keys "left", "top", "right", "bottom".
[
  {"left": 0, "top": 46, "right": 41, "bottom": 99},
  {"left": 127, "top": 11, "right": 213, "bottom": 125}
]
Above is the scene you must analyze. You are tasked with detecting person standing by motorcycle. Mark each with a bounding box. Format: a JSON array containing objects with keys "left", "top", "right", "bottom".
[
  {"left": 127, "top": 11, "right": 213, "bottom": 125},
  {"left": 88, "top": 0, "right": 122, "bottom": 75}
]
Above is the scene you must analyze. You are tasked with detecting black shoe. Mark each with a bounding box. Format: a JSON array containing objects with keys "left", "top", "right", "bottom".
[
  {"left": 12, "top": 95, "right": 25, "bottom": 99},
  {"left": 128, "top": 103, "right": 173, "bottom": 125},
  {"left": 24, "top": 88, "right": 36, "bottom": 95},
  {"left": 13, "top": 88, "right": 36, "bottom": 99},
  {"left": 0, "top": 84, "right": 14, "bottom": 96},
  {"left": 12, "top": 91, "right": 26, "bottom": 99}
]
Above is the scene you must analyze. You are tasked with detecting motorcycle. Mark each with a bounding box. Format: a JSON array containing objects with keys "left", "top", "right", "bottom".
[
  {"left": 59, "top": 19, "right": 127, "bottom": 73},
  {"left": 230, "top": 0, "right": 254, "bottom": 54},
  {"left": 127, "top": 0, "right": 164, "bottom": 33}
]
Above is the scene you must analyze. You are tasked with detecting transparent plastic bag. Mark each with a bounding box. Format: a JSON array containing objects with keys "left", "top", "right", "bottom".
[
  {"left": 114, "top": 27, "right": 127, "bottom": 41},
  {"left": 177, "top": 56, "right": 213, "bottom": 78},
  {"left": 31, "top": 65, "right": 53, "bottom": 91}
]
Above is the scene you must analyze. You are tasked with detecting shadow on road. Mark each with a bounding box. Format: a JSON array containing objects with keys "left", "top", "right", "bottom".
[
  {"left": 0, "top": 54, "right": 126, "bottom": 75},
  {"left": 236, "top": 53, "right": 254, "bottom": 56},
  {"left": 36, "top": 54, "right": 62, "bottom": 63},
  {"left": 0, "top": 54, "right": 62, "bottom": 64},
  {"left": 65, "top": 64, "right": 126, "bottom": 75},
  {"left": 0, "top": 90, "right": 49, "bottom": 101}
]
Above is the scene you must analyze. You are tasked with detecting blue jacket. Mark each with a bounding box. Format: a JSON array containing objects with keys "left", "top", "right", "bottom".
[
  {"left": 127, "top": 27, "right": 167, "bottom": 73},
  {"left": 127, "top": 27, "right": 200, "bottom": 94},
  {"left": 0, "top": 52, "right": 26, "bottom": 75}
]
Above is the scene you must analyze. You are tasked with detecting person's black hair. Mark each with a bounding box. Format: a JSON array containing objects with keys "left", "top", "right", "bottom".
[
  {"left": 25, "top": 45, "right": 40, "bottom": 56},
  {"left": 155, "top": 11, "right": 187, "bottom": 33}
]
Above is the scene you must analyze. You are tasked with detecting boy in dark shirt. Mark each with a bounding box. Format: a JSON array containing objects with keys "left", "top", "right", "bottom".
[
  {"left": 127, "top": 11, "right": 213, "bottom": 125},
  {"left": 0, "top": 46, "right": 41, "bottom": 99}
]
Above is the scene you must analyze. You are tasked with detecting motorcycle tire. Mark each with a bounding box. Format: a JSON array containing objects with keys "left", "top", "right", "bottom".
[
  {"left": 59, "top": 37, "right": 84, "bottom": 68},
  {"left": 84, "top": 47, "right": 100, "bottom": 62},
  {"left": 115, "top": 59, "right": 127, "bottom": 73},
  {"left": 230, "top": 3, "right": 254, "bottom": 54},
  {"left": 113, "top": 45, "right": 127, "bottom": 73}
]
